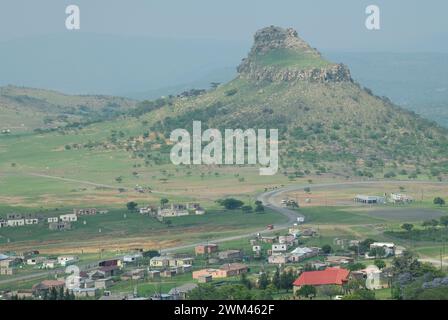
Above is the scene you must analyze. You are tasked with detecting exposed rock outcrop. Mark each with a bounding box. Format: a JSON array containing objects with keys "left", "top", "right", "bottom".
[{"left": 238, "top": 26, "right": 352, "bottom": 83}]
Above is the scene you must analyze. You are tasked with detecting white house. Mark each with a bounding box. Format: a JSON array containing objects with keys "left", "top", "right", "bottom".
[
  {"left": 150, "top": 256, "right": 170, "bottom": 268},
  {"left": 0, "top": 220, "right": 7, "bottom": 228},
  {"left": 297, "top": 217, "right": 305, "bottom": 223},
  {"left": 252, "top": 245, "right": 261, "bottom": 252},
  {"left": 123, "top": 253, "right": 143, "bottom": 263},
  {"left": 368, "top": 242, "right": 395, "bottom": 257},
  {"left": 390, "top": 193, "right": 413, "bottom": 204},
  {"left": 354, "top": 195, "right": 386, "bottom": 204},
  {"left": 60, "top": 213, "right": 78, "bottom": 222},
  {"left": 279, "top": 235, "right": 295, "bottom": 246},
  {"left": 58, "top": 255, "right": 78, "bottom": 266},
  {"left": 42, "top": 260, "right": 57, "bottom": 269},
  {"left": 25, "top": 218, "right": 39, "bottom": 225},
  {"left": 7, "top": 219, "right": 25, "bottom": 227},
  {"left": 27, "top": 257, "right": 46, "bottom": 265},
  {"left": 47, "top": 217, "right": 59, "bottom": 223},
  {"left": 272, "top": 244, "right": 288, "bottom": 255},
  {"left": 157, "top": 204, "right": 189, "bottom": 217}
]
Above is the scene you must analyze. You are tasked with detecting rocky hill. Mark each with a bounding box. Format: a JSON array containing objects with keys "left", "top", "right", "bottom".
[
  {"left": 134, "top": 26, "right": 448, "bottom": 177},
  {"left": 237, "top": 26, "right": 352, "bottom": 83}
]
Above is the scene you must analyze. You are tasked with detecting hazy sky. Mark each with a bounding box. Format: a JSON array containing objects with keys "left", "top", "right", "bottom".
[{"left": 0, "top": 0, "right": 447, "bottom": 51}]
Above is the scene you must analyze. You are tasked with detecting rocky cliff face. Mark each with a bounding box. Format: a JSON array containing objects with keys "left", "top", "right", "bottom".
[{"left": 238, "top": 26, "right": 352, "bottom": 83}]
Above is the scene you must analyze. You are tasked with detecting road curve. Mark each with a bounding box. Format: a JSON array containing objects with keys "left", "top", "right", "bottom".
[{"left": 2, "top": 180, "right": 446, "bottom": 286}]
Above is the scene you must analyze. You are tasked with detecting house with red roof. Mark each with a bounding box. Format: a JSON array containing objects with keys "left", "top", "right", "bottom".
[{"left": 292, "top": 267, "right": 350, "bottom": 294}]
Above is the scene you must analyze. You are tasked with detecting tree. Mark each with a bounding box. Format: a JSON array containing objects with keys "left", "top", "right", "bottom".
[
  {"left": 240, "top": 273, "right": 252, "bottom": 290},
  {"left": 217, "top": 198, "right": 244, "bottom": 210},
  {"left": 126, "top": 201, "right": 138, "bottom": 211},
  {"left": 321, "top": 244, "right": 333, "bottom": 254},
  {"left": 347, "top": 262, "right": 366, "bottom": 271},
  {"left": 434, "top": 197, "right": 445, "bottom": 207},
  {"left": 160, "top": 198, "right": 169, "bottom": 206},
  {"left": 280, "top": 271, "right": 293, "bottom": 292},
  {"left": 296, "top": 285, "right": 316, "bottom": 299},
  {"left": 272, "top": 268, "right": 281, "bottom": 291},
  {"left": 318, "top": 285, "right": 341, "bottom": 300},
  {"left": 241, "top": 205, "right": 253, "bottom": 213},
  {"left": 422, "top": 219, "right": 439, "bottom": 228},
  {"left": 258, "top": 272, "right": 269, "bottom": 290},
  {"left": 440, "top": 216, "right": 448, "bottom": 228},
  {"left": 342, "top": 289, "right": 375, "bottom": 300},
  {"left": 374, "top": 259, "right": 386, "bottom": 270},
  {"left": 401, "top": 223, "right": 414, "bottom": 232},
  {"left": 369, "top": 247, "right": 386, "bottom": 258}
]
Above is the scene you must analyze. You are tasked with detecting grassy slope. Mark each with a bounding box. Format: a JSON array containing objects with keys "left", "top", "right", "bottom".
[
  {"left": 0, "top": 86, "right": 137, "bottom": 132},
  {"left": 255, "top": 48, "right": 330, "bottom": 68}
]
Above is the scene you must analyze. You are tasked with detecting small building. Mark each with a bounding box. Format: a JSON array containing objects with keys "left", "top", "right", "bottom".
[
  {"left": 74, "top": 208, "right": 97, "bottom": 216},
  {"left": 94, "top": 278, "right": 113, "bottom": 290},
  {"left": 150, "top": 256, "right": 170, "bottom": 268},
  {"left": 157, "top": 204, "right": 189, "bottom": 217},
  {"left": 325, "top": 256, "right": 354, "bottom": 265},
  {"left": 301, "top": 228, "right": 318, "bottom": 237},
  {"left": 25, "top": 218, "right": 39, "bottom": 225},
  {"left": 139, "top": 206, "right": 156, "bottom": 215},
  {"left": 219, "top": 263, "right": 248, "bottom": 277},
  {"left": 288, "top": 226, "right": 301, "bottom": 237},
  {"left": 161, "top": 270, "right": 176, "bottom": 278},
  {"left": 268, "top": 254, "right": 289, "bottom": 265},
  {"left": 99, "top": 259, "right": 122, "bottom": 268},
  {"left": 367, "top": 242, "right": 395, "bottom": 258},
  {"left": 72, "top": 288, "right": 98, "bottom": 298},
  {"left": 49, "top": 221, "right": 71, "bottom": 231},
  {"left": 0, "top": 219, "right": 7, "bottom": 228},
  {"left": 0, "top": 267, "right": 16, "bottom": 275},
  {"left": 218, "top": 249, "right": 242, "bottom": 261},
  {"left": 168, "top": 283, "right": 198, "bottom": 300},
  {"left": 198, "top": 274, "right": 212, "bottom": 283},
  {"left": 272, "top": 244, "right": 288, "bottom": 255},
  {"left": 354, "top": 195, "right": 386, "bottom": 205},
  {"left": 7, "top": 219, "right": 25, "bottom": 227},
  {"left": 32, "top": 280, "right": 65, "bottom": 296},
  {"left": 192, "top": 263, "right": 248, "bottom": 280},
  {"left": 57, "top": 256, "right": 78, "bottom": 266},
  {"left": 292, "top": 267, "right": 350, "bottom": 293},
  {"left": 42, "top": 259, "right": 57, "bottom": 269},
  {"left": 14, "top": 290, "right": 34, "bottom": 299},
  {"left": 121, "top": 269, "right": 145, "bottom": 281},
  {"left": 169, "top": 257, "right": 194, "bottom": 267},
  {"left": 60, "top": 213, "right": 78, "bottom": 222},
  {"left": 47, "top": 217, "right": 59, "bottom": 223},
  {"left": 390, "top": 193, "right": 413, "bottom": 204},
  {"left": 252, "top": 245, "right": 261, "bottom": 252},
  {"left": 260, "top": 236, "right": 277, "bottom": 244},
  {"left": 279, "top": 235, "right": 296, "bottom": 246},
  {"left": 7, "top": 213, "right": 22, "bottom": 220},
  {"left": 123, "top": 253, "right": 143, "bottom": 263},
  {"left": 182, "top": 264, "right": 193, "bottom": 273},
  {"left": 98, "top": 265, "right": 120, "bottom": 277},
  {"left": 148, "top": 270, "right": 161, "bottom": 279},
  {"left": 289, "top": 247, "right": 320, "bottom": 262},
  {"left": 195, "top": 244, "right": 219, "bottom": 255},
  {"left": 27, "top": 257, "right": 46, "bottom": 265}
]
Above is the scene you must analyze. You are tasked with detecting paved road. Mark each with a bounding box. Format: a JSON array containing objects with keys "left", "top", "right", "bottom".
[{"left": 2, "top": 179, "right": 447, "bottom": 285}]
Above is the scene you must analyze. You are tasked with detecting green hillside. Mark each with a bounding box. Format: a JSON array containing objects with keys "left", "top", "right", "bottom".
[
  {"left": 0, "top": 85, "right": 137, "bottom": 133},
  {"left": 1, "top": 26, "right": 448, "bottom": 210}
]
